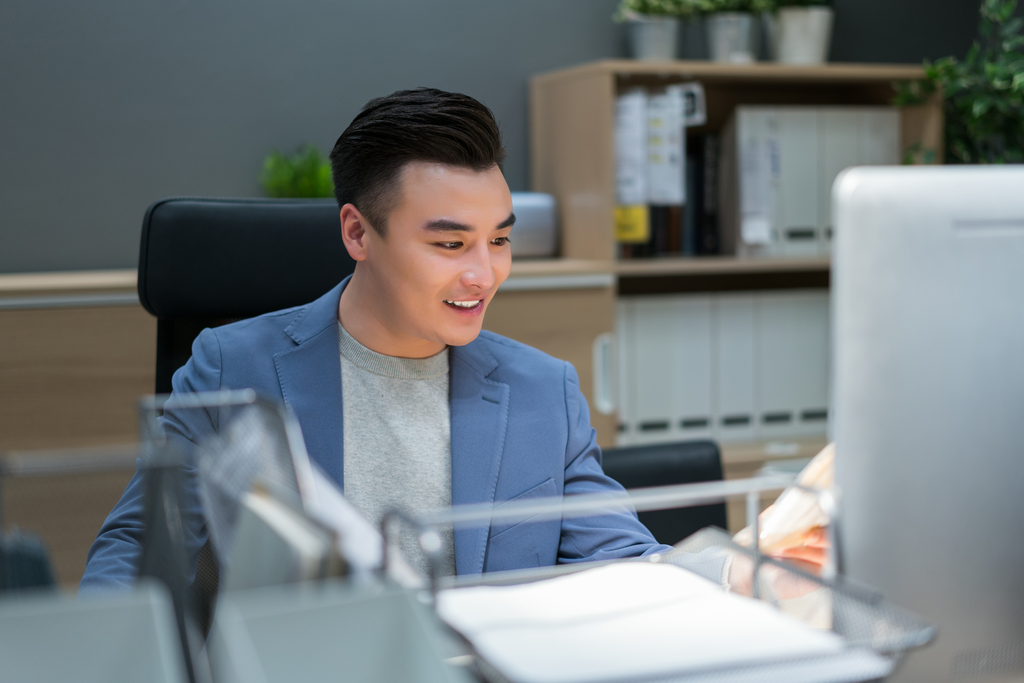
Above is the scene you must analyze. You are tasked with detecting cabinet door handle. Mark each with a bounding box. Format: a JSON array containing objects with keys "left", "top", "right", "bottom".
[{"left": 592, "top": 332, "right": 617, "bottom": 415}]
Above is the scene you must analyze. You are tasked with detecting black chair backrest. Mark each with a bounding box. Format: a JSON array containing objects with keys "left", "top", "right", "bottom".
[
  {"left": 601, "top": 440, "right": 728, "bottom": 546},
  {"left": 138, "top": 197, "right": 357, "bottom": 392}
]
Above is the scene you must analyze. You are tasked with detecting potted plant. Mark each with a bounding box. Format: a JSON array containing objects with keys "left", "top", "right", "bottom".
[
  {"left": 702, "top": 0, "right": 772, "bottom": 63},
  {"left": 615, "top": 0, "right": 704, "bottom": 60},
  {"left": 896, "top": 0, "right": 1024, "bottom": 164},
  {"left": 763, "top": 0, "right": 834, "bottom": 64},
  {"left": 260, "top": 145, "right": 334, "bottom": 198}
]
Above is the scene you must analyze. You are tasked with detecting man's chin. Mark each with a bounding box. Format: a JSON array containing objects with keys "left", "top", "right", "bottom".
[{"left": 439, "top": 324, "right": 485, "bottom": 348}]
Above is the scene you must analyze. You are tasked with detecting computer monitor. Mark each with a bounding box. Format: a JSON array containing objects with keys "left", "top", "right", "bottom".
[{"left": 832, "top": 166, "right": 1024, "bottom": 682}]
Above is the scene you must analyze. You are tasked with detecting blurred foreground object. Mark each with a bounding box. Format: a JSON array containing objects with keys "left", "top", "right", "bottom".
[
  {"left": 0, "top": 582, "right": 187, "bottom": 683},
  {"left": 832, "top": 165, "right": 1024, "bottom": 681},
  {"left": 209, "top": 584, "right": 467, "bottom": 683}
]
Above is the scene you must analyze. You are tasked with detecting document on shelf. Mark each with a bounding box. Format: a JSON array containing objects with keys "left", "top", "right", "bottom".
[{"left": 436, "top": 562, "right": 852, "bottom": 683}]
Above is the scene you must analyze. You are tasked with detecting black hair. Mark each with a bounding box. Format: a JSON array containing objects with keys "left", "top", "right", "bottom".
[{"left": 329, "top": 88, "right": 507, "bottom": 236}]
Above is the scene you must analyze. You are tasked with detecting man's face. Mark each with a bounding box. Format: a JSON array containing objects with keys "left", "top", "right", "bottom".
[{"left": 356, "top": 162, "right": 514, "bottom": 349}]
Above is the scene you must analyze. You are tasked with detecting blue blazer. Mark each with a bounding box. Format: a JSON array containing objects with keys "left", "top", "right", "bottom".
[{"left": 81, "top": 277, "right": 670, "bottom": 589}]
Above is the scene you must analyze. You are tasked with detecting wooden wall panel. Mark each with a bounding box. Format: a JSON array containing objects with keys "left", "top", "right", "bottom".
[
  {"left": 0, "top": 304, "right": 157, "bottom": 452},
  {"left": 2, "top": 467, "right": 136, "bottom": 587}
]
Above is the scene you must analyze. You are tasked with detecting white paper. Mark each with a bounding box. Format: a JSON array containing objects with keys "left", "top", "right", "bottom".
[
  {"left": 437, "top": 562, "right": 846, "bottom": 683},
  {"left": 669, "top": 81, "right": 707, "bottom": 128}
]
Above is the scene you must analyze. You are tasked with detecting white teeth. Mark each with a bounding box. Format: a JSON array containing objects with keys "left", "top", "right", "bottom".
[{"left": 444, "top": 300, "right": 480, "bottom": 308}]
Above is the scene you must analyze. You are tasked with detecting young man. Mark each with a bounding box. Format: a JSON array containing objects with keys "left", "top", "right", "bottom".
[
  {"left": 82, "top": 89, "right": 691, "bottom": 589},
  {"left": 82, "top": 89, "right": 822, "bottom": 589}
]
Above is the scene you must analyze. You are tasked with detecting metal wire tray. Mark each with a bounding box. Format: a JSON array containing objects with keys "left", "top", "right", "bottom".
[{"left": 438, "top": 526, "right": 934, "bottom": 683}]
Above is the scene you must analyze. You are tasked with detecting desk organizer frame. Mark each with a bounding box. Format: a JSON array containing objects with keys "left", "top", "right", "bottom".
[{"left": 384, "top": 478, "right": 935, "bottom": 683}]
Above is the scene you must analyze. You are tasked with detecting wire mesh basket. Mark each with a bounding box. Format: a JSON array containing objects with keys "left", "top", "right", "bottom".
[
  {"left": 397, "top": 477, "right": 936, "bottom": 683},
  {"left": 437, "top": 527, "right": 934, "bottom": 683}
]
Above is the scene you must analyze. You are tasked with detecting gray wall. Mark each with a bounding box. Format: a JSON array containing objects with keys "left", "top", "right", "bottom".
[{"left": 0, "top": 0, "right": 987, "bottom": 273}]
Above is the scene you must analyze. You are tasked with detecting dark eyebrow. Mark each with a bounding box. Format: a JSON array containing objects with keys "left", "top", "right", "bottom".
[
  {"left": 497, "top": 212, "right": 516, "bottom": 230},
  {"left": 422, "top": 212, "right": 516, "bottom": 233},
  {"left": 423, "top": 219, "right": 471, "bottom": 233}
]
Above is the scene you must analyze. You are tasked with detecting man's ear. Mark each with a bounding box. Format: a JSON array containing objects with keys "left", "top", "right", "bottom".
[{"left": 340, "top": 204, "right": 373, "bottom": 261}]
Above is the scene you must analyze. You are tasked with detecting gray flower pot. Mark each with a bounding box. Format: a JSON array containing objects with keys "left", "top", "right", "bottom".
[
  {"left": 706, "top": 12, "right": 760, "bottom": 63},
  {"left": 626, "top": 16, "right": 679, "bottom": 61}
]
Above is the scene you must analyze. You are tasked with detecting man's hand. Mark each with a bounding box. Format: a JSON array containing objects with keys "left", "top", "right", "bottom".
[
  {"left": 770, "top": 526, "right": 829, "bottom": 575},
  {"left": 727, "top": 526, "right": 830, "bottom": 599}
]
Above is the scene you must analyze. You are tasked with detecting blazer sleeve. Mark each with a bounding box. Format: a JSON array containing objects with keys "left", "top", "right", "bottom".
[
  {"left": 79, "top": 329, "right": 220, "bottom": 592},
  {"left": 556, "top": 362, "right": 728, "bottom": 585}
]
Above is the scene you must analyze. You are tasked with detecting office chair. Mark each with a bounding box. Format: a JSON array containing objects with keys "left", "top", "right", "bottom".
[
  {"left": 601, "top": 440, "right": 728, "bottom": 546},
  {"left": 137, "top": 197, "right": 357, "bottom": 638},
  {"left": 138, "top": 197, "right": 358, "bottom": 393}
]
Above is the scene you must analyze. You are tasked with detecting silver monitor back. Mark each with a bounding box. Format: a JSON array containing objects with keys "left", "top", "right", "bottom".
[{"left": 833, "top": 166, "right": 1024, "bottom": 683}]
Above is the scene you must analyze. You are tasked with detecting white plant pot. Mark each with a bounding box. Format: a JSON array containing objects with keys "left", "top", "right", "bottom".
[
  {"left": 626, "top": 16, "right": 679, "bottom": 61},
  {"left": 769, "top": 6, "right": 834, "bottom": 64},
  {"left": 706, "top": 12, "right": 760, "bottom": 64}
]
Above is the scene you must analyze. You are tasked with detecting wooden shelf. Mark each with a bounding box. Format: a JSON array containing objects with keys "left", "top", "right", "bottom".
[
  {"left": 720, "top": 437, "right": 828, "bottom": 467},
  {"left": 509, "top": 258, "right": 613, "bottom": 277},
  {"left": 615, "top": 255, "right": 829, "bottom": 278},
  {"left": 530, "top": 59, "right": 941, "bottom": 263},
  {"left": 509, "top": 256, "right": 833, "bottom": 281},
  {"left": 534, "top": 60, "right": 926, "bottom": 86}
]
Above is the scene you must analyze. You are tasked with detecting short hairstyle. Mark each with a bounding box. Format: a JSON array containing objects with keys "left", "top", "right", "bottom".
[{"left": 329, "top": 88, "right": 507, "bottom": 237}]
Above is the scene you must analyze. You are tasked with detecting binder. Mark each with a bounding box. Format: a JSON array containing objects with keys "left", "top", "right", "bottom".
[
  {"left": 615, "top": 298, "right": 637, "bottom": 446},
  {"left": 858, "top": 108, "right": 901, "bottom": 166},
  {"left": 712, "top": 295, "right": 757, "bottom": 443},
  {"left": 755, "top": 291, "right": 830, "bottom": 439},
  {"left": 617, "top": 292, "right": 830, "bottom": 447},
  {"left": 615, "top": 89, "right": 648, "bottom": 208},
  {"left": 615, "top": 89, "right": 650, "bottom": 258},
  {"left": 672, "top": 296, "right": 715, "bottom": 440},
  {"left": 776, "top": 109, "right": 820, "bottom": 257},
  {"left": 632, "top": 296, "right": 678, "bottom": 444},
  {"left": 646, "top": 91, "right": 686, "bottom": 206},
  {"left": 721, "top": 106, "right": 900, "bottom": 258},
  {"left": 818, "top": 109, "right": 859, "bottom": 255}
]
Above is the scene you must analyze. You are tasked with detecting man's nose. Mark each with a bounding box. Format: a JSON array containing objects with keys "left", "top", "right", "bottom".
[{"left": 459, "top": 241, "right": 496, "bottom": 291}]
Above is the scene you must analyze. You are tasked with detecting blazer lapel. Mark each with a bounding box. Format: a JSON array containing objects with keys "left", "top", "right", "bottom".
[
  {"left": 449, "top": 341, "right": 510, "bottom": 576},
  {"left": 274, "top": 279, "right": 347, "bottom": 488}
]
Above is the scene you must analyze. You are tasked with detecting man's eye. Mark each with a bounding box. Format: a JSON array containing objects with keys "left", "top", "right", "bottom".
[
  {"left": 437, "top": 242, "right": 462, "bottom": 250},
  {"left": 492, "top": 237, "right": 510, "bottom": 246}
]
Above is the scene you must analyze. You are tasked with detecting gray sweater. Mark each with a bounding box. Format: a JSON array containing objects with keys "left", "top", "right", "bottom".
[{"left": 338, "top": 322, "right": 456, "bottom": 577}]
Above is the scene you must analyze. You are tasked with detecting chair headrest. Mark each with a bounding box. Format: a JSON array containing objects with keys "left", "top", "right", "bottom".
[{"left": 138, "top": 197, "right": 356, "bottom": 319}]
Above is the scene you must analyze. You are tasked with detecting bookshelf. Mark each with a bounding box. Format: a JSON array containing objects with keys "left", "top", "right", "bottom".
[
  {"left": 530, "top": 60, "right": 942, "bottom": 266},
  {"left": 526, "top": 61, "right": 933, "bottom": 498}
]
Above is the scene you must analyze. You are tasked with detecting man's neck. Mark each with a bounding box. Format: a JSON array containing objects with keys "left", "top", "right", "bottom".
[{"left": 337, "top": 271, "right": 447, "bottom": 359}]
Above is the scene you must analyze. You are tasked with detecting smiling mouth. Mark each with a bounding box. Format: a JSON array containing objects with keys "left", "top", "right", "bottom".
[{"left": 443, "top": 299, "right": 483, "bottom": 310}]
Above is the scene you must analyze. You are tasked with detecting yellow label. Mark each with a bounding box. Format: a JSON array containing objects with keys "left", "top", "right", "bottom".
[{"left": 615, "top": 205, "right": 649, "bottom": 243}]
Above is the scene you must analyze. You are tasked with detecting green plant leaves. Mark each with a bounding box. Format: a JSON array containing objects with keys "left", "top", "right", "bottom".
[
  {"left": 895, "top": 0, "right": 1024, "bottom": 164},
  {"left": 260, "top": 146, "right": 335, "bottom": 199},
  {"left": 614, "top": 0, "right": 810, "bottom": 19}
]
